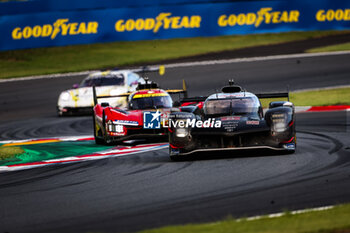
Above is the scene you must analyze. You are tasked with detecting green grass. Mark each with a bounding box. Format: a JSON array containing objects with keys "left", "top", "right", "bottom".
[
  {"left": 0, "top": 30, "right": 348, "bottom": 79},
  {"left": 307, "top": 42, "right": 350, "bottom": 53},
  {"left": 259, "top": 87, "right": 350, "bottom": 107},
  {"left": 0, "top": 146, "right": 25, "bottom": 160},
  {"left": 139, "top": 204, "right": 350, "bottom": 233}
]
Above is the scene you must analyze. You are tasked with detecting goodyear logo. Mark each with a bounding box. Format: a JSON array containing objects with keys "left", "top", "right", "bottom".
[
  {"left": 12, "top": 19, "right": 98, "bottom": 40},
  {"left": 115, "top": 12, "right": 201, "bottom": 33},
  {"left": 316, "top": 9, "right": 350, "bottom": 22},
  {"left": 218, "top": 7, "right": 299, "bottom": 28}
]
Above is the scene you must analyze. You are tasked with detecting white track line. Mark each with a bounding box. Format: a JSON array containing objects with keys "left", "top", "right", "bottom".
[
  {"left": 239, "top": 205, "right": 334, "bottom": 222},
  {"left": 0, "top": 70, "right": 97, "bottom": 83},
  {"left": 163, "top": 51, "right": 350, "bottom": 69},
  {"left": 1, "top": 51, "right": 350, "bottom": 83}
]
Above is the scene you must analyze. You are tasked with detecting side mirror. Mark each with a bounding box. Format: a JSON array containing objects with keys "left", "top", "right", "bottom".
[
  {"left": 72, "top": 84, "right": 79, "bottom": 89},
  {"left": 269, "top": 101, "right": 294, "bottom": 109}
]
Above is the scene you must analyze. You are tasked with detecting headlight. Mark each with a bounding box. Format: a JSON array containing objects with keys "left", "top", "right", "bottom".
[
  {"left": 60, "top": 92, "right": 70, "bottom": 101},
  {"left": 108, "top": 124, "right": 124, "bottom": 133},
  {"left": 175, "top": 128, "right": 188, "bottom": 137},
  {"left": 271, "top": 113, "right": 287, "bottom": 132},
  {"left": 274, "top": 122, "right": 286, "bottom": 132},
  {"left": 115, "top": 124, "right": 124, "bottom": 133}
]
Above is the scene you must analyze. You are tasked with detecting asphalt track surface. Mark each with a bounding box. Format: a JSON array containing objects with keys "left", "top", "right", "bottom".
[{"left": 0, "top": 53, "right": 350, "bottom": 233}]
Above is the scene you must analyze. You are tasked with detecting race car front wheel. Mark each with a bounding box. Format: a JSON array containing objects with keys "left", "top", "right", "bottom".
[
  {"left": 101, "top": 110, "right": 113, "bottom": 145},
  {"left": 93, "top": 113, "right": 105, "bottom": 145},
  {"left": 57, "top": 106, "right": 67, "bottom": 117}
]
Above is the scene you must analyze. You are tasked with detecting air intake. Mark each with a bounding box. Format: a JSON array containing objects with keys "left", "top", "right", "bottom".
[
  {"left": 221, "top": 85, "right": 242, "bottom": 93},
  {"left": 137, "top": 82, "right": 159, "bottom": 90}
]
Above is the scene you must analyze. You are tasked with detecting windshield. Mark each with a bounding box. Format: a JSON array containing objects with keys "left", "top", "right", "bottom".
[
  {"left": 130, "top": 95, "right": 173, "bottom": 110},
  {"left": 80, "top": 75, "right": 124, "bottom": 87},
  {"left": 204, "top": 97, "right": 260, "bottom": 116}
]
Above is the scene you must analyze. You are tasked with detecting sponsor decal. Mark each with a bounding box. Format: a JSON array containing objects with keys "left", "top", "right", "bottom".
[
  {"left": 316, "top": 9, "right": 350, "bottom": 22},
  {"left": 221, "top": 116, "right": 241, "bottom": 121},
  {"left": 133, "top": 93, "right": 168, "bottom": 99},
  {"left": 216, "top": 93, "right": 248, "bottom": 98},
  {"left": 114, "top": 120, "right": 139, "bottom": 126},
  {"left": 223, "top": 121, "right": 239, "bottom": 132},
  {"left": 143, "top": 110, "right": 161, "bottom": 129},
  {"left": 283, "top": 143, "right": 295, "bottom": 150},
  {"left": 217, "top": 7, "right": 299, "bottom": 28},
  {"left": 12, "top": 19, "right": 98, "bottom": 40},
  {"left": 115, "top": 12, "right": 201, "bottom": 33},
  {"left": 246, "top": 120, "right": 260, "bottom": 125},
  {"left": 170, "top": 147, "right": 180, "bottom": 155}
]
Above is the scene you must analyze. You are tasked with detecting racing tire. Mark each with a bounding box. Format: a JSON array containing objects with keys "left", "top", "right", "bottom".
[
  {"left": 101, "top": 110, "right": 113, "bottom": 145},
  {"left": 93, "top": 113, "right": 105, "bottom": 145}
]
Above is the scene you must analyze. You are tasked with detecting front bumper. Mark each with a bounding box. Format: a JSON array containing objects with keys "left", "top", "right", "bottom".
[
  {"left": 170, "top": 143, "right": 295, "bottom": 156},
  {"left": 107, "top": 128, "right": 168, "bottom": 142},
  {"left": 169, "top": 130, "right": 295, "bottom": 156},
  {"left": 58, "top": 106, "right": 93, "bottom": 116}
]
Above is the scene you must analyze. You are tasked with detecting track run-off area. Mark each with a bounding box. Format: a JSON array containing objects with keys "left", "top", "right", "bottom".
[{"left": 0, "top": 52, "right": 350, "bottom": 233}]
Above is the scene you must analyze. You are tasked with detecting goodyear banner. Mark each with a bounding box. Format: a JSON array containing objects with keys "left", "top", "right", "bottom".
[{"left": 0, "top": 0, "right": 350, "bottom": 51}]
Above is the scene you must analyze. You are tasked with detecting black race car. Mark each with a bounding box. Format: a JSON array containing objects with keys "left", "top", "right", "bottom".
[{"left": 168, "top": 81, "right": 296, "bottom": 160}]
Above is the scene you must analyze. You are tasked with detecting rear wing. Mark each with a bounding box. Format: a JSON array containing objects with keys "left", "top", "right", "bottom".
[
  {"left": 92, "top": 65, "right": 167, "bottom": 106},
  {"left": 255, "top": 92, "right": 289, "bottom": 101},
  {"left": 166, "top": 80, "right": 188, "bottom": 98},
  {"left": 132, "top": 65, "right": 165, "bottom": 77},
  {"left": 92, "top": 79, "right": 187, "bottom": 106},
  {"left": 92, "top": 85, "right": 130, "bottom": 106},
  {"left": 179, "top": 92, "right": 289, "bottom": 105}
]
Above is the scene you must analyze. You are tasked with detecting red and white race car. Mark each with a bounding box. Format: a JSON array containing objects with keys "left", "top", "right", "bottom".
[{"left": 92, "top": 80, "right": 186, "bottom": 145}]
